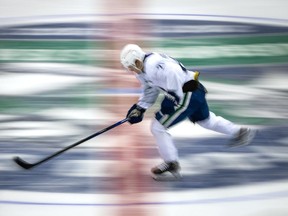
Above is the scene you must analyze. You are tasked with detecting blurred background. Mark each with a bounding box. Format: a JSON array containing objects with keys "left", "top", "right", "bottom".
[{"left": 1, "top": 0, "right": 288, "bottom": 216}]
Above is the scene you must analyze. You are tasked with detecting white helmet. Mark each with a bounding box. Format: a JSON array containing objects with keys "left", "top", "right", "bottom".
[{"left": 120, "top": 44, "right": 145, "bottom": 69}]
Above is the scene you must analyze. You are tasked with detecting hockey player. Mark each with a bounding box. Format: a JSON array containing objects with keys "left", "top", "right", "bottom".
[{"left": 120, "top": 44, "right": 255, "bottom": 180}]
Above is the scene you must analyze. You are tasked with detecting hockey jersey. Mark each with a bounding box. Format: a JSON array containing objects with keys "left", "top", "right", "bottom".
[{"left": 136, "top": 52, "right": 198, "bottom": 109}]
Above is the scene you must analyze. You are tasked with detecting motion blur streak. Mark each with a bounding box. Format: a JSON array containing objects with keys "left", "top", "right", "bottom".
[
  {"left": 101, "top": 1, "right": 152, "bottom": 216},
  {"left": 1, "top": 0, "right": 288, "bottom": 216}
]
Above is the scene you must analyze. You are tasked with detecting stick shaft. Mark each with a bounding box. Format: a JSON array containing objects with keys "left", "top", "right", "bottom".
[{"left": 15, "top": 118, "right": 129, "bottom": 169}]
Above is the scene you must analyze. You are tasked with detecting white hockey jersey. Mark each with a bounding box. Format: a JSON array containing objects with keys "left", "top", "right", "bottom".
[{"left": 136, "top": 52, "right": 198, "bottom": 109}]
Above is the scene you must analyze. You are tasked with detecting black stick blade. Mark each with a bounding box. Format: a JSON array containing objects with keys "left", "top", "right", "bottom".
[{"left": 13, "top": 156, "right": 34, "bottom": 170}]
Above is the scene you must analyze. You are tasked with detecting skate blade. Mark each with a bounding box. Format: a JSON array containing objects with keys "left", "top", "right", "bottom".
[{"left": 152, "top": 172, "right": 182, "bottom": 181}]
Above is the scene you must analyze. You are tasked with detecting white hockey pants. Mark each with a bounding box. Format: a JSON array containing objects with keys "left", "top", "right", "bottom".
[{"left": 150, "top": 111, "right": 241, "bottom": 162}]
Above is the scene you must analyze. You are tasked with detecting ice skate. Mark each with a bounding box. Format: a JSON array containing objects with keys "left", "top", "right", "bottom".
[
  {"left": 151, "top": 161, "right": 182, "bottom": 181},
  {"left": 229, "top": 127, "right": 256, "bottom": 148}
]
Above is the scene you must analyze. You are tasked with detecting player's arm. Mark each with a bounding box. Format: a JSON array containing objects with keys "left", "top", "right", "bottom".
[
  {"left": 155, "top": 63, "right": 183, "bottom": 115},
  {"left": 163, "top": 63, "right": 184, "bottom": 105},
  {"left": 137, "top": 84, "right": 160, "bottom": 109},
  {"left": 182, "top": 70, "right": 200, "bottom": 92},
  {"left": 126, "top": 80, "right": 160, "bottom": 124}
]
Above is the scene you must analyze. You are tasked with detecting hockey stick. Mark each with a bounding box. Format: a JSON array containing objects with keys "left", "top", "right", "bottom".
[{"left": 13, "top": 118, "right": 129, "bottom": 170}]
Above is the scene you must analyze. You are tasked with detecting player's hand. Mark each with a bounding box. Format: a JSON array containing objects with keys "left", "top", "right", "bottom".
[
  {"left": 160, "top": 91, "right": 180, "bottom": 115},
  {"left": 160, "top": 97, "right": 176, "bottom": 114},
  {"left": 182, "top": 79, "right": 199, "bottom": 92},
  {"left": 126, "top": 104, "right": 146, "bottom": 124}
]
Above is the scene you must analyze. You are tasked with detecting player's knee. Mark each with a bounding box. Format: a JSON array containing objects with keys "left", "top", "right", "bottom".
[
  {"left": 197, "top": 112, "right": 216, "bottom": 128},
  {"left": 151, "top": 118, "right": 166, "bottom": 135}
]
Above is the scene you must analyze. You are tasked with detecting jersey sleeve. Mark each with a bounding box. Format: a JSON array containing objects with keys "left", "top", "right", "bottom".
[
  {"left": 161, "top": 62, "right": 185, "bottom": 103},
  {"left": 137, "top": 84, "right": 160, "bottom": 109}
]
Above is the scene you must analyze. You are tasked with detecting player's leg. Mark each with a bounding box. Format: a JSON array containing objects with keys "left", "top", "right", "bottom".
[
  {"left": 196, "top": 111, "right": 256, "bottom": 147},
  {"left": 150, "top": 92, "right": 195, "bottom": 178},
  {"left": 150, "top": 119, "right": 182, "bottom": 179},
  {"left": 195, "top": 111, "right": 241, "bottom": 136},
  {"left": 151, "top": 119, "right": 178, "bottom": 162}
]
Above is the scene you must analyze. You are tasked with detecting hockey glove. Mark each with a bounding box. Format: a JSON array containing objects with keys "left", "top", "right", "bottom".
[
  {"left": 182, "top": 80, "right": 199, "bottom": 92},
  {"left": 126, "top": 104, "right": 146, "bottom": 124},
  {"left": 182, "top": 71, "right": 200, "bottom": 92},
  {"left": 160, "top": 91, "right": 180, "bottom": 115}
]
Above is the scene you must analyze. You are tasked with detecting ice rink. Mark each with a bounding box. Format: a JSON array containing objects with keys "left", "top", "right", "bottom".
[
  {"left": 1, "top": 1, "right": 288, "bottom": 215},
  {"left": 1, "top": 63, "right": 288, "bottom": 216}
]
